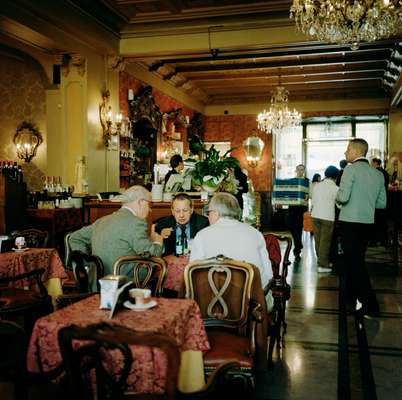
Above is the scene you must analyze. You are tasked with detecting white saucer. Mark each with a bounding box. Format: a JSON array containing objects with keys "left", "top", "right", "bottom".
[
  {"left": 123, "top": 300, "right": 157, "bottom": 311},
  {"left": 12, "top": 247, "right": 30, "bottom": 253}
]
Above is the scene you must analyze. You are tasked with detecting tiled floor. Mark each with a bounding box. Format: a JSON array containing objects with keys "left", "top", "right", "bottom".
[{"left": 256, "top": 232, "right": 402, "bottom": 400}]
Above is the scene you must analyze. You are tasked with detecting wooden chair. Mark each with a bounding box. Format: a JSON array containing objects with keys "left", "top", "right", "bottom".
[
  {"left": 10, "top": 228, "right": 49, "bottom": 248},
  {"left": 184, "top": 255, "right": 262, "bottom": 392},
  {"left": 0, "top": 320, "right": 29, "bottom": 400},
  {"left": 112, "top": 256, "right": 167, "bottom": 297},
  {"left": 0, "top": 268, "right": 53, "bottom": 334},
  {"left": 58, "top": 322, "right": 240, "bottom": 400},
  {"left": 263, "top": 233, "right": 292, "bottom": 367},
  {"left": 56, "top": 251, "right": 104, "bottom": 309}
]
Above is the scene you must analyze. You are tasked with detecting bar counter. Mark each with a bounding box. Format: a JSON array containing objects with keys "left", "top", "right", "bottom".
[{"left": 84, "top": 199, "right": 207, "bottom": 225}]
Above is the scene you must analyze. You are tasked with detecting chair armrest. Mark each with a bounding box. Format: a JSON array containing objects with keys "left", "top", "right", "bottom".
[
  {"left": 0, "top": 268, "right": 48, "bottom": 297},
  {"left": 178, "top": 360, "right": 240, "bottom": 399}
]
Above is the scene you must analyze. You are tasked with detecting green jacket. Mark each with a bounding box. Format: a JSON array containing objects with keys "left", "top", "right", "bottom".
[{"left": 70, "top": 208, "right": 162, "bottom": 275}]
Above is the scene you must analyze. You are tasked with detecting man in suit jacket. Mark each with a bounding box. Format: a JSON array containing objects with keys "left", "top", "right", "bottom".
[
  {"left": 154, "top": 193, "right": 209, "bottom": 256},
  {"left": 336, "top": 139, "right": 386, "bottom": 317},
  {"left": 70, "top": 185, "right": 163, "bottom": 275}
]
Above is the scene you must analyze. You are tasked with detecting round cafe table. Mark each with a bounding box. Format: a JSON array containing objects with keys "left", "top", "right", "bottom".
[{"left": 163, "top": 254, "right": 189, "bottom": 292}]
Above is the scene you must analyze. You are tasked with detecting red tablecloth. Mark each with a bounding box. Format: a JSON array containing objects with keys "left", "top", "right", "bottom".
[
  {"left": 163, "top": 254, "right": 189, "bottom": 292},
  {"left": 0, "top": 248, "right": 68, "bottom": 286},
  {"left": 27, "top": 295, "right": 210, "bottom": 394}
]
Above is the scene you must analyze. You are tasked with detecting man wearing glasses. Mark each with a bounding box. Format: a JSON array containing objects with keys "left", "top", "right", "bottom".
[
  {"left": 70, "top": 185, "right": 163, "bottom": 275},
  {"left": 154, "top": 193, "right": 209, "bottom": 256},
  {"left": 190, "top": 192, "right": 271, "bottom": 289}
]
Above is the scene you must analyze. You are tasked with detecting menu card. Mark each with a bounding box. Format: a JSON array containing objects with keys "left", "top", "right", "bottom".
[{"left": 109, "top": 281, "right": 134, "bottom": 319}]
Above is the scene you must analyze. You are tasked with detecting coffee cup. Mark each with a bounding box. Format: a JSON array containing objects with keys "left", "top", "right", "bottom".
[
  {"left": 129, "top": 288, "right": 151, "bottom": 305},
  {"left": 15, "top": 236, "right": 26, "bottom": 249}
]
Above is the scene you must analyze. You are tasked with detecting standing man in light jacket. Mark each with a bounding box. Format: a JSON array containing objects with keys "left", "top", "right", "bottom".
[{"left": 336, "top": 139, "right": 386, "bottom": 317}]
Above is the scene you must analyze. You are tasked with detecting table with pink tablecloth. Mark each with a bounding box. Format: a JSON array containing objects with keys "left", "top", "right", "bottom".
[
  {"left": 27, "top": 295, "right": 210, "bottom": 394},
  {"left": 0, "top": 248, "right": 68, "bottom": 296},
  {"left": 163, "top": 254, "right": 189, "bottom": 292}
]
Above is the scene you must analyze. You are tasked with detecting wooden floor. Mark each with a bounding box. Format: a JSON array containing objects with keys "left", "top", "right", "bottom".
[{"left": 256, "top": 232, "right": 402, "bottom": 400}]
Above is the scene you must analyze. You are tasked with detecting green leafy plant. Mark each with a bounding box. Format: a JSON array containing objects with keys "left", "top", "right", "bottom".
[{"left": 191, "top": 145, "right": 239, "bottom": 189}]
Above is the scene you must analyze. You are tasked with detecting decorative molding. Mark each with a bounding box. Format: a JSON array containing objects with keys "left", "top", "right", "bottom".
[
  {"left": 70, "top": 53, "right": 86, "bottom": 76},
  {"left": 108, "top": 55, "right": 126, "bottom": 72}
]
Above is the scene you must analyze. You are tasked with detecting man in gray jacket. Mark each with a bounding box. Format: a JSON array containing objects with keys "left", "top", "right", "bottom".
[
  {"left": 336, "top": 139, "right": 386, "bottom": 316},
  {"left": 70, "top": 185, "right": 163, "bottom": 275}
]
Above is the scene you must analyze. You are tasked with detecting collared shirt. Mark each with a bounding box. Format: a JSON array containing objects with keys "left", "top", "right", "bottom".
[
  {"left": 175, "top": 223, "right": 190, "bottom": 240},
  {"left": 122, "top": 205, "right": 137, "bottom": 217}
]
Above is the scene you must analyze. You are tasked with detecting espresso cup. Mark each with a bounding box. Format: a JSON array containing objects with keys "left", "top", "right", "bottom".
[
  {"left": 129, "top": 288, "right": 151, "bottom": 305},
  {"left": 15, "top": 236, "right": 26, "bottom": 249}
]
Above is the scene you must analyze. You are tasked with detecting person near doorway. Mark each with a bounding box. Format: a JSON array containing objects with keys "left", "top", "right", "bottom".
[
  {"left": 336, "top": 139, "right": 386, "bottom": 316},
  {"left": 287, "top": 164, "right": 309, "bottom": 261},
  {"left": 311, "top": 166, "right": 339, "bottom": 272}
]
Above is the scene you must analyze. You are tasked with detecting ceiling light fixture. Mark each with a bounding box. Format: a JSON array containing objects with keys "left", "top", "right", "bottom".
[
  {"left": 257, "top": 86, "right": 302, "bottom": 134},
  {"left": 290, "top": 0, "right": 402, "bottom": 50}
]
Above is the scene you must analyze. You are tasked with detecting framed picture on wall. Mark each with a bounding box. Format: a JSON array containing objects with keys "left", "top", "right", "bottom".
[{"left": 204, "top": 141, "right": 232, "bottom": 155}]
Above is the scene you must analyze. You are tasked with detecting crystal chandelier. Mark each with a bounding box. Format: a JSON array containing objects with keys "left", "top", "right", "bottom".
[
  {"left": 290, "top": 0, "right": 402, "bottom": 50},
  {"left": 257, "top": 86, "right": 302, "bottom": 134}
]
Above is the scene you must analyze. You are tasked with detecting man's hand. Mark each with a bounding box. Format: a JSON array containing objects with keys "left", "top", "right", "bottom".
[
  {"left": 150, "top": 224, "right": 164, "bottom": 245},
  {"left": 160, "top": 227, "right": 173, "bottom": 239}
]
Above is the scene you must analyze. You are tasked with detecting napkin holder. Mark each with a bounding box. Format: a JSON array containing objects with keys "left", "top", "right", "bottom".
[{"left": 99, "top": 274, "right": 128, "bottom": 309}]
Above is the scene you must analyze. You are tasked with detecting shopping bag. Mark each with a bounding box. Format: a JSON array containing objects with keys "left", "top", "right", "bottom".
[{"left": 303, "top": 211, "right": 314, "bottom": 232}]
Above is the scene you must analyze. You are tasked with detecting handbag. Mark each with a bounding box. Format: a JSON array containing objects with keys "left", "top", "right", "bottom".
[{"left": 303, "top": 211, "right": 314, "bottom": 232}]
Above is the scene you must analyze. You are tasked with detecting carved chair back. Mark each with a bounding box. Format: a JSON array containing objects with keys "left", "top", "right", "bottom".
[
  {"left": 112, "top": 255, "right": 167, "bottom": 297},
  {"left": 58, "top": 322, "right": 180, "bottom": 400},
  {"left": 184, "top": 255, "right": 254, "bottom": 335}
]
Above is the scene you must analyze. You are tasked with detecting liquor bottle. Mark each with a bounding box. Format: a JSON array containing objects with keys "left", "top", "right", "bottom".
[
  {"left": 12, "top": 162, "right": 18, "bottom": 181},
  {"left": 17, "top": 166, "right": 23, "bottom": 183}
]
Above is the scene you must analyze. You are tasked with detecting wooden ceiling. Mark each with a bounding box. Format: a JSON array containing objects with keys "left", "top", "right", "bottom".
[
  {"left": 89, "top": 0, "right": 402, "bottom": 105},
  {"left": 5, "top": 0, "right": 402, "bottom": 106}
]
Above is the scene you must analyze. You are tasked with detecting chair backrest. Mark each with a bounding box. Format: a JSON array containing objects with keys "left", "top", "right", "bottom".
[
  {"left": 263, "top": 233, "right": 292, "bottom": 280},
  {"left": 64, "top": 231, "right": 73, "bottom": 268},
  {"left": 184, "top": 255, "right": 254, "bottom": 334},
  {"left": 112, "top": 256, "right": 167, "bottom": 297},
  {"left": 70, "top": 250, "right": 105, "bottom": 293},
  {"left": 58, "top": 322, "right": 180, "bottom": 400},
  {"left": 0, "top": 267, "right": 48, "bottom": 298},
  {"left": 11, "top": 228, "right": 49, "bottom": 248}
]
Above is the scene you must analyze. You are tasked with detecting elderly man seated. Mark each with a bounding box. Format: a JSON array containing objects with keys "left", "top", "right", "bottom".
[
  {"left": 190, "top": 192, "right": 272, "bottom": 290},
  {"left": 154, "top": 193, "right": 209, "bottom": 256},
  {"left": 70, "top": 185, "right": 163, "bottom": 275}
]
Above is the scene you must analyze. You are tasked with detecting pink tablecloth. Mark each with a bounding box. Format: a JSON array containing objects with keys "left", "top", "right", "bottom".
[
  {"left": 163, "top": 254, "right": 189, "bottom": 292},
  {"left": 0, "top": 248, "right": 68, "bottom": 285},
  {"left": 27, "top": 295, "right": 210, "bottom": 394}
]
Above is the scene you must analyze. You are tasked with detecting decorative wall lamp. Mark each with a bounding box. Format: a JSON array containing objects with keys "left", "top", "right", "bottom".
[
  {"left": 99, "top": 89, "right": 122, "bottom": 147},
  {"left": 243, "top": 135, "right": 265, "bottom": 168},
  {"left": 13, "top": 121, "right": 43, "bottom": 162}
]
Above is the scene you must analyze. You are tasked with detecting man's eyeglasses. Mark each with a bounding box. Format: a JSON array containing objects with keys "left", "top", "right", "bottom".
[{"left": 208, "top": 209, "right": 216, "bottom": 215}]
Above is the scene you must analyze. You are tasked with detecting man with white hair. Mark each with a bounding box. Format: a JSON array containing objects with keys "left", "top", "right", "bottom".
[
  {"left": 70, "top": 185, "right": 163, "bottom": 275},
  {"left": 190, "top": 192, "right": 272, "bottom": 288}
]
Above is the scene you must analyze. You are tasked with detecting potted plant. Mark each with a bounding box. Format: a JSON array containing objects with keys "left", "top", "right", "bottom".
[{"left": 191, "top": 145, "right": 240, "bottom": 193}]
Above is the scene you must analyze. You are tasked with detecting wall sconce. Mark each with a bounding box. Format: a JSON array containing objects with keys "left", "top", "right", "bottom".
[
  {"left": 243, "top": 135, "right": 265, "bottom": 167},
  {"left": 13, "top": 121, "right": 43, "bottom": 162},
  {"left": 99, "top": 90, "right": 122, "bottom": 147}
]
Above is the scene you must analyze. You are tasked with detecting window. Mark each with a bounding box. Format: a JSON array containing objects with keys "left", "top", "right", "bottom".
[{"left": 275, "top": 117, "right": 387, "bottom": 181}]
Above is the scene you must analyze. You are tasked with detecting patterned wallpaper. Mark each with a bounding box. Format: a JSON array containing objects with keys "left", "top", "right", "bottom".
[
  {"left": 204, "top": 115, "right": 272, "bottom": 192},
  {"left": 0, "top": 54, "right": 46, "bottom": 191}
]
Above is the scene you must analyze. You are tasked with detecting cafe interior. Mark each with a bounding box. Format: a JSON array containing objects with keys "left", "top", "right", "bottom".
[{"left": 1, "top": 0, "right": 402, "bottom": 399}]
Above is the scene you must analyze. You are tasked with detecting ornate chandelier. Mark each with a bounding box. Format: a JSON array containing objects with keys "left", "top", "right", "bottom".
[
  {"left": 257, "top": 86, "right": 302, "bottom": 134},
  {"left": 290, "top": 0, "right": 402, "bottom": 50}
]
